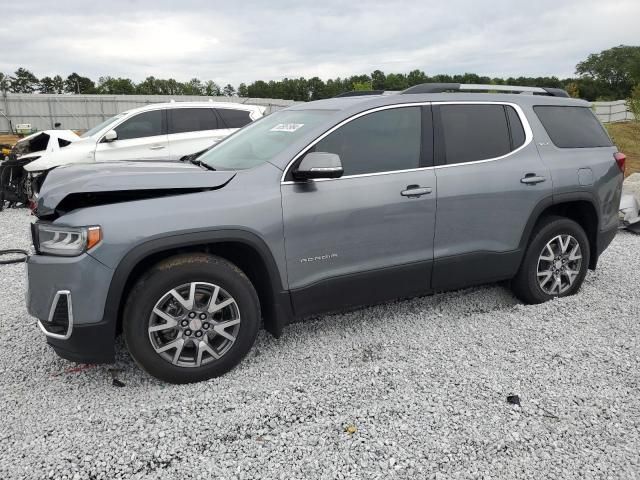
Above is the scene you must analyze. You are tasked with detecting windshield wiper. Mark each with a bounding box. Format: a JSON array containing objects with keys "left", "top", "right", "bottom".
[{"left": 189, "top": 159, "right": 216, "bottom": 171}]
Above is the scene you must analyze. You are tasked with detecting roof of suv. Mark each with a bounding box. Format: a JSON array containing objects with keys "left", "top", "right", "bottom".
[
  {"left": 290, "top": 85, "right": 590, "bottom": 113},
  {"left": 121, "top": 101, "right": 265, "bottom": 116}
]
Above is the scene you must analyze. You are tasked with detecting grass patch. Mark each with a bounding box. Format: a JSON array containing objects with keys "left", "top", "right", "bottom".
[{"left": 605, "top": 122, "right": 640, "bottom": 177}]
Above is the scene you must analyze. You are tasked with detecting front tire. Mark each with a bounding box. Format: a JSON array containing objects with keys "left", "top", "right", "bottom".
[
  {"left": 512, "top": 216, "right": 590, "bottom": 304},
  {"left": 123, "top": 253, "right": 260, "bottom": 383}
]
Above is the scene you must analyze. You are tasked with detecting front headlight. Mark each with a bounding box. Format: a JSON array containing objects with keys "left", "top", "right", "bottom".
[{"left": 35, "top": 224, "right": 102, "bottom": 256}]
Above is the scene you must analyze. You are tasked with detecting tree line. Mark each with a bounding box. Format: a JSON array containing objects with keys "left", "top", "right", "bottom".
[{"left": 1, "top": 45, "right": 638, "bottom": 102}]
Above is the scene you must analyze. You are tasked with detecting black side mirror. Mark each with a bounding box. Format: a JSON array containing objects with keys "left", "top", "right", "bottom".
[{"left": 293, "top": 152, "right": 344, "bottom": 181}]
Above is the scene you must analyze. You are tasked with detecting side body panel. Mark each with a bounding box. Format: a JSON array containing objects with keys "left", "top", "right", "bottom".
[{"left": 524, "top": 105, "right": 622, "bottom": 233}]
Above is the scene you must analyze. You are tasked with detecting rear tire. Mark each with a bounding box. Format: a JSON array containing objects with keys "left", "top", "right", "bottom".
[
  {"left": 512, "top": 216, "right": 590, "bottom": 304},
  {"left": 123, "top": 253, "right": 260, "bottom": 384}
]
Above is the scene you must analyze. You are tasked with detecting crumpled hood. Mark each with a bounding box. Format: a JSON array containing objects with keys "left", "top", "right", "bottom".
[{"left": 36, "top": 161, "right": 236, "bottom": 218}]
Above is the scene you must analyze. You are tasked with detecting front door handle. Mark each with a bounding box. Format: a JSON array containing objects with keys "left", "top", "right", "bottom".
[
  {"left": 401, "top": 185, "right": 432, "bottom": 198},
  {"left": 520, "top": 174, "right": 546, "bottom": 185},
  {"left": 149, "top": 145, "right": 166, "bottom": 150}
]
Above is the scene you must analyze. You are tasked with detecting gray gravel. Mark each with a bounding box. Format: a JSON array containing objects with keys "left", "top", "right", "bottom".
[{"left": 1, "top": 207, "right": 639, "bottom": 479}]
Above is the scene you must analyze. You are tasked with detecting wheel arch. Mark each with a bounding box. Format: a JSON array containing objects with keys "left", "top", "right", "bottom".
[
  {"left": 103, "top": 229, "right": 293, "bottom": 343},
  {"left": 519, "top": 193, "right": 600, "bottom": 270}
]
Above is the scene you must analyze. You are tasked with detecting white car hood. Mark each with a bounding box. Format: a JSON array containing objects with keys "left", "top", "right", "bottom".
[{"left": 24, "top": 138, "right": 96, "bottom": 172}]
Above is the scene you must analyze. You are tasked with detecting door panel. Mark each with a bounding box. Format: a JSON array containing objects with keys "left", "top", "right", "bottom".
[
  {"left": 95, "top": 135, "right": 169, "bottom": 162},
  {"left": 282, "top": 170, "right": 437, "bottom": 291},
  {"left": 431, "top": 103, "right": 552, "bottom": 289},
  {"left": 281, "top": 105, "right": 436, "bottom": 316},
  {"left": 95, "top": 109, "right": 169, "bottom": 162}
]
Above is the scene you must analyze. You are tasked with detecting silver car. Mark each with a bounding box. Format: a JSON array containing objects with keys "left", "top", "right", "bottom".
[{"left": 26, "top": 83, "right": 625, "bottom": 383}]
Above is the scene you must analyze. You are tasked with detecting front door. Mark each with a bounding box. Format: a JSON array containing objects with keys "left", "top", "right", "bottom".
[
  {"left": 95, "top": 109, "right": 169, "bottom": 162},
  {"left": 281, "top": 105, "right": 437, "bottom": 317}
]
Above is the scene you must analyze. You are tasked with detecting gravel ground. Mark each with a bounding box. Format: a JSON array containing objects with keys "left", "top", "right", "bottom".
[{"left": 0, "top": 207, "right": 639, "bottom": 480}]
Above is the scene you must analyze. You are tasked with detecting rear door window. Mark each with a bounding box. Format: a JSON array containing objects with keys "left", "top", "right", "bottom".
[
  {"left": 115, "top": 110, "right": 165, "bottom": 140},
  {"left": 438, "top": 104, "right": 511, "bottom": 164},
  {"left": 169, "top": 108, "right": 219, "bottom": 134},
  {"left": 216, "top": 109, "right": 252, "bottom": 128},
  {"left": 534, "top": 106, "right": 612, "bottom": 148}
]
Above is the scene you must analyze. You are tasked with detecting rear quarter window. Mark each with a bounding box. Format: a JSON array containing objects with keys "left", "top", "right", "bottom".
[
  {"left": 534, "top": 106, "right": 612, "bottom": 148},
  {"left": 217, "top": 109, "right": 252, "bottom": 128}
]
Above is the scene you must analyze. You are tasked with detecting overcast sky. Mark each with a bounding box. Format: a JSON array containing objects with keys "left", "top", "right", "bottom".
[{"left": 1, "top": 0, "right": 638, "bottom": 86}]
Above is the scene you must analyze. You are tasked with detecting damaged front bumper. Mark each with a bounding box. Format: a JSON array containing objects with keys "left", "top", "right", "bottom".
[{"left": 27, "top": 252, "right": 117, "bottom": 363}]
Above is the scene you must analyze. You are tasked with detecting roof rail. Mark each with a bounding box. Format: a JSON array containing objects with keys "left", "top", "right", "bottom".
[
  {"left": 333, "top": 90, "right": 385, "bottom": 98},
  {"left": 401, "top": 83, "right": 569, "bottom": 97}
]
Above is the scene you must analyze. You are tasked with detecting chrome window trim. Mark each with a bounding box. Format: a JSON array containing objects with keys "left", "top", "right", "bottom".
[
  {"left": 280, "top": 101, "right": 533, "bottom": 184},
  {"left": 38, "top": 290, "right": 73, "bottom": 340}
]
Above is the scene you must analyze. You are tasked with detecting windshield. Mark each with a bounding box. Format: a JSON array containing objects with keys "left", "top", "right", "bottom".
[
  {"left": 81, "top": 114, "right": 125, "bottom": 138},
  {"left": 199, "top": 109, "right": 334, "bottom": 170}
]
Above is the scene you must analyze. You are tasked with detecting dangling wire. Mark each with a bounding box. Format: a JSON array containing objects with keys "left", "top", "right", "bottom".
[{"left": 0, "top": 249, "right": 29, "bottom": 265}]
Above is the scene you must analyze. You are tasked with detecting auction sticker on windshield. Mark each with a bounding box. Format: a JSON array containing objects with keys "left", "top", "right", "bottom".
[{"left": 270, "top": 123, "right": 304, "bottom": 132}]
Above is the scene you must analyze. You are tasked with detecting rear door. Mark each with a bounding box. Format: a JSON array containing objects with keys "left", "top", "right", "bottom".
[
  {"left": 281, "top": 105, "right": 437, "bottom": 316},
  {"left": 166, "top": 107, "right": 226, "bottom": 160},
  {"left": 431, "top": 102, "right": 552, "bottom": 290},
  {"left": 95, "top": 109, "right": 169, "bottom": 161}
]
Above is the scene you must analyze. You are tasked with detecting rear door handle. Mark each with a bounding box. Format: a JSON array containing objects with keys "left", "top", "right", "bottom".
[
  {"left": 149, "top": 145, "right": 166, "bottom": 150},
  {"left": 520, "top": 174, "right": 546, "bottom": 185},
  {"left": 401, "top": 185, "right": 432, "bottom": 197}
]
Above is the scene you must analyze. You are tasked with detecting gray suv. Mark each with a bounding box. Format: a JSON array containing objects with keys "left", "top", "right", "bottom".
[{"left": 26, "top": 83, "right": 624, "bottom": 383}]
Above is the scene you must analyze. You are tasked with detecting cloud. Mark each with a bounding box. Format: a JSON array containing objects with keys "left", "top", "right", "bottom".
[{"left": 1, "top": 0, "right": 638, "bottom": 86}]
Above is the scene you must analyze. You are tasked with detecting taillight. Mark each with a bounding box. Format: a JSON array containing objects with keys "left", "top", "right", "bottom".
[{"left": 614, "top": 152, "right": 626, "bottom": 173}]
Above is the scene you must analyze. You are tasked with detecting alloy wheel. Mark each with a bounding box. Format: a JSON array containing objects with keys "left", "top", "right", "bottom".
[
  {"left": 148, "top": 282, "right": 241, "bottom": 367},
  {"left": 536, "top": 234, "right": 582, "bottom": 295}
]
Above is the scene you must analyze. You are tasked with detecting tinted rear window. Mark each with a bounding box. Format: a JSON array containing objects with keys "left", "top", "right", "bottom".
[
  {"left": 169, "top": 108, "right": 219, "bottom": 134},
  {"left": 439, "top": 104, "right": 511, "bottom": 164},
  {"left": 506, "top": 106, "right": 526, "bottom": 149},
  {"left": 534, "top": 106, "right": 612, "bottom": 148},
  {"left": 217, "top": 109, "right": 252, "bottom": 128}
]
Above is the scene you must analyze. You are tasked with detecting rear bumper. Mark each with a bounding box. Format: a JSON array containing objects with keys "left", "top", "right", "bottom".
[{"left": 596, "top": 224, "right": 618, "bottom": 257}]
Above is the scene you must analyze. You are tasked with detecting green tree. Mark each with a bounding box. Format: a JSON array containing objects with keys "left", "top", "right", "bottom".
[
  {"left": 0, "top": 72, "right": 8, "bottom": 92},
  {"left": 307, "top": 77, "right": 326, "bottom": 100},
  {"left": 182, "top": 78, "right": 205, "bottom": 95},
  {"left": 65, "top": 73, "right": 95, "bottom": 94},
  {"left": 223, "top": 84, "right": 236, "bottom": 96},
  {"left": 384, "top": 73, "right": 408, "bottom": 90},
  {"left": 205, "top": 80, "right": 221, "bottom": 96},
  {"left": 9, "top": 68, "right": 39, "bottom": 93},
  {"left": 576, "top": 45, "right": 640, "bottom": 99},
  {"left": 352, "top": 81, "right": 372, "bottom": 91},
  {"left": 96, "top": 76, "right": 136, "bottom": 94},
  {"left": 407, "top": 69, "right": 427, "bottom": 86},
  {"left": 237, "top": 83, "right": 248, "bottom": 97},
  {"left": 371, "top": 70, "right": 386, "bottom": 90},
  {"left": 628, "top": 84, "right": 640, "bottom": 122},
  {"left": 136, "top": 76, "right": 160, "bottom": 95}
]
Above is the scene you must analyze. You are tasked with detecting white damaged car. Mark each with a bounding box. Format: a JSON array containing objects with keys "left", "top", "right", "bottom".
[{"left": 23, "top": 101, "right": 265, "bottom": 199}]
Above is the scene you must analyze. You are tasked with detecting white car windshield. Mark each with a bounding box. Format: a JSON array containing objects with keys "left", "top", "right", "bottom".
[
  {"left": 199, "top": 110, "right": 334, "bottom": 170},
  {"left": 80, "top": 114, "right": 125, "bottom": 138}
]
